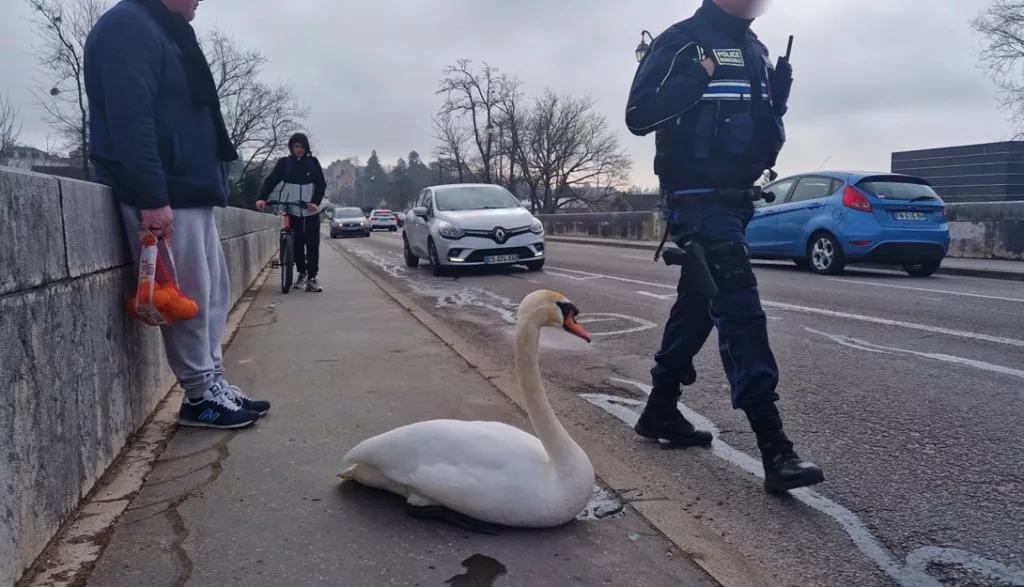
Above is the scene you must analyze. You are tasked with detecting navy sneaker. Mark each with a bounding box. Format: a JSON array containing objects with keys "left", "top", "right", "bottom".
[
  {"left": 179, "top": 384, "right": 261, "bottom": 429},
  {"left": 222, "top": 382, "right": 272, "bottom": 416}
]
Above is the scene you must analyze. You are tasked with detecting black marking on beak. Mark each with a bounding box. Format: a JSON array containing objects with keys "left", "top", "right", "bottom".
[{"left": 556, "top": 300, "right": 591, "bottom": 343}]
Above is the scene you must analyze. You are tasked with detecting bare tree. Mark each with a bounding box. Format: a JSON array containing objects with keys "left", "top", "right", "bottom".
[
  {"left": 202, "top": 30, "right": 308, "bottom": 183},
  {"left": 0, "top": 93, "right": 22, "bottom": 157},
  {"left": 518, "top": 90, "right": 631, "bottom": 213},
  {"left": 431, "top": 110, "right": 470, "bottom": 183},
  {"left": 973, "top": 1, "right": 1024, "bottom": 134},
  {"left": 27, "top": 0, "right": 108, "bottom": 180},
  {"left": 436, "top": 59, "right": 511, "bottom": 183},
  {"left": 493, "top": 76, "right": 527, "bottom": 192}
]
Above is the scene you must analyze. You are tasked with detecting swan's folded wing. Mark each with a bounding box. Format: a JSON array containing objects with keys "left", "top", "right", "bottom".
[{"left": 344, "top": 420, "right": 549, "bottom": 488}]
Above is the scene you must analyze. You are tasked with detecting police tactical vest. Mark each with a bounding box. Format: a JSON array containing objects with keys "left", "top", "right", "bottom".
[{"left": 653, "top": 23, "right": 786, "bottom": 190}]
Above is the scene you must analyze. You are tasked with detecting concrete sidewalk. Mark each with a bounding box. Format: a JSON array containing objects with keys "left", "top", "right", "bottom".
[
  {"left": 545, "top": 235, "right": 1024, "bottom": 281},
  {"left": 80, "top": 243, "right": 714, "bottom": 587}
]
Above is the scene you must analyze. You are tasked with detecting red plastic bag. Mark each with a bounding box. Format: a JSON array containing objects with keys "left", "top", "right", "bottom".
[{"left": 126, "top": 231, "right": 199, "bottom": 326}]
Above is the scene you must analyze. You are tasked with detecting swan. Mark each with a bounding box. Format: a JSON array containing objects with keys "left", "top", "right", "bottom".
[{"left": 337, "top": 289, "right": 595, "bottom": 532}]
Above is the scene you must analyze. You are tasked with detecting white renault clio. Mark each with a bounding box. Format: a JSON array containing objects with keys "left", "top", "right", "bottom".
[{"left": 403, "top": 184, "right": 546, "bottom": 276}]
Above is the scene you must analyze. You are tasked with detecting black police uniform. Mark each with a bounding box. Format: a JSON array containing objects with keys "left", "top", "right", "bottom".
[{"left": 625, "top": 0, "right": 823, "bottom": 493}]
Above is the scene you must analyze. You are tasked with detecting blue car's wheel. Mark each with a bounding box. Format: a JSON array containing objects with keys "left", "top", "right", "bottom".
[
  {"left": 903, "top": 262, "right": 940, "bottom": 277},
  {"left": 807, "top": 232, "right": 845, "bottom": 275}
]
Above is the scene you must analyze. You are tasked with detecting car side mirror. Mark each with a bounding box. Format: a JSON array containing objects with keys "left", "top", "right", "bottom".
[{"left": 413, "top": 207, "right": 428, "bottom": 218}]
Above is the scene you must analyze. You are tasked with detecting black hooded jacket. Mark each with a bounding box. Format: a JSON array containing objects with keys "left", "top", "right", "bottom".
[{"left": 259, "top": 133, "right": 327, "bottom": 206}]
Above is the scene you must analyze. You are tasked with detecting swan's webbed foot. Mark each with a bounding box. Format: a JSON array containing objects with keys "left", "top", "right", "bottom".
[{"left": 404, "top": 503, "right": 502, "bottom": 535}]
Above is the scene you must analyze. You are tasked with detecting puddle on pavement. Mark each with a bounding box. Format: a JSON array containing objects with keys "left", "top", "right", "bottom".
[
  {"left": 576, "top": 486, "right": 626, "bottom": 521},
  {"left": 444, "top": 554, "right": 507, "bottom": 587}
]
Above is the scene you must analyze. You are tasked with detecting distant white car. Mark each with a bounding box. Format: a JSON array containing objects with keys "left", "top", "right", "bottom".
[
  {"left": 369, "top": 209, "right": 398, "bottom": 231},
  {"left": 402, "top": 183, "right": 545, "bottom": 276}
]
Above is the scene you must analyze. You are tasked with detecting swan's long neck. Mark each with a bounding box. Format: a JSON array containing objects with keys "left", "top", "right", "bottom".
[{"left": 514, "top": 319, "right": 584, "bottom": 468}]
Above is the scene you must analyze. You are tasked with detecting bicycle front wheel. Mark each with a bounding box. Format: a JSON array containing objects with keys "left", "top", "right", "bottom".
[{"left": 280, "top": 233, "right": 294, "bottom": 293}]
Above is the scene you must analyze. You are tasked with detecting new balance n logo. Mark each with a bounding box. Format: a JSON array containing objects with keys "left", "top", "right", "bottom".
[{"left": 198, "top": 409, "right": 220, "bottom": 424}]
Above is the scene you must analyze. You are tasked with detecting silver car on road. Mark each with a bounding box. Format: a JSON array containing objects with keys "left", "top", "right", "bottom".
[{"left": 402, "top": 184, "right": 545, "bottom": 276}]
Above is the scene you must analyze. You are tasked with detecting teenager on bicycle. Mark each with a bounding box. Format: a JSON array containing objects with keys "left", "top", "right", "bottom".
[{"left": 257, "top": 133, "right": 328, "bottom": 292}]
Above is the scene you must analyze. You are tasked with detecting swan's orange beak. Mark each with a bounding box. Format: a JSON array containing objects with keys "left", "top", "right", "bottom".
[{"left": 563, "top": 312, "right": 591, "bottom": 343}]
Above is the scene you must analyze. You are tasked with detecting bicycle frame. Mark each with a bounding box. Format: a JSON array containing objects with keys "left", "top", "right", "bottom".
[{"left": 263, "top": 200, "right": 316, "bottom": 293}]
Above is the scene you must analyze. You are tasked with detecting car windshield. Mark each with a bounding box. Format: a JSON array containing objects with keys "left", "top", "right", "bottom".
[
  {"left": 334, "top": 208, "right": 363, "bottom": 218},
  {"left": 373, "top": 211, "right": 392, "bottom": 216},
  {"left": 435, "top": 186, "right": 521, "bottom": 211},
  {"left": 857, "top": 178, "right": 940, "bottom": 201}
]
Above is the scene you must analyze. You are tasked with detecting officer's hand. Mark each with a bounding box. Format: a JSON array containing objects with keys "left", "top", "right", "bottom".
[
  {"left": 774, "top": 57, "right": 793, "bottom": 80},
  {"left": 700, "top": 58, "right": 715, "bottom": 76}
]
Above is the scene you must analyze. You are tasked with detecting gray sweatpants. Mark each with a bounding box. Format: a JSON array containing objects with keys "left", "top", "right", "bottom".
[{"left": 120, "top": 205, "right": 231, "bottom": 400}]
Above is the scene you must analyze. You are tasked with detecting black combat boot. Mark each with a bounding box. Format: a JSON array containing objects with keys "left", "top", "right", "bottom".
[
  {"left": 746, "top": 406, "right": 824, "bottom": 494},
  {"left": 634, "top": 388, "right": 713, "bottom": 449}
]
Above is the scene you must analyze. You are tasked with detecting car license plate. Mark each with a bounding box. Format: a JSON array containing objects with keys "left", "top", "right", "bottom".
[
  {"left": 484, "top": 254, "right": 519, "bottom": 264},
  {"left": 893, "top": 211, "right": 927, "bottom": 221}
]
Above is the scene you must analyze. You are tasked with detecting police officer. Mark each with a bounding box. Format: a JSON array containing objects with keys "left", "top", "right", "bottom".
[{"left": 625, "top": 0, "right": 824, "bottom": 493}]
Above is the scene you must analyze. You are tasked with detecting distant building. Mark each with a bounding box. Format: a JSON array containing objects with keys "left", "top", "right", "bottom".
[
  {"left": 891, "top": 141, "right": 1024, "bottom": 202},
  {"left": 611, "top": 192, "right": 661, "bottom": 212},
  {"left": 2, "top": 146, "right": 57, "bottom": 170}
]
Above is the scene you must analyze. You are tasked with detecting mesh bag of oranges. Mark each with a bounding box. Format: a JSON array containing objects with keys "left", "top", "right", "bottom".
[{"left": 126, "top": 231, "right": 199, "bottom": 326}]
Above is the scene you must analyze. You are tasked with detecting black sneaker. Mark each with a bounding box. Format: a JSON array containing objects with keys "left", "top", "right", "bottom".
[
  {"left": 222, "top": 382, "right": 271, "bottom": 416},
  {"left": 178, "top": 384, "right": 261, "bottom": 429},
  {"left": 305, "top": 277, "right": 322, "bottom": 292},
  {"left": 294, "top": 273, "right": 308, "bottom": 289}
]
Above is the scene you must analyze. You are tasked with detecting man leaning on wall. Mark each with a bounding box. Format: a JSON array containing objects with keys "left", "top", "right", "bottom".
[{"left": 84, "top": 0, "right": 272, "bottom": 429}]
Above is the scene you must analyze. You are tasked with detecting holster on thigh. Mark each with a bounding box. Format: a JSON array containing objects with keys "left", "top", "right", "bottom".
[{"left": 705, "top": 241, "right": 758, "bottom": 294}]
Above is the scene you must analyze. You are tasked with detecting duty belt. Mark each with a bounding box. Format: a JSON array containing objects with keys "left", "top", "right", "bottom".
[{"left": 653, "top": 186, "right": 775, "bottom": 262}]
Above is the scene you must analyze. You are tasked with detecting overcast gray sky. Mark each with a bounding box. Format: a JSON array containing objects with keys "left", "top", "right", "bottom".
[{"left": 0, "top": 0, "right": 1011, "bottom": 188}]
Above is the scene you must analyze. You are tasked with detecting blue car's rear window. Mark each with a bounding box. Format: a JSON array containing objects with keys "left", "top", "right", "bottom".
[{"left": 857, "top": 178, "right": 940, "bottom": 201}]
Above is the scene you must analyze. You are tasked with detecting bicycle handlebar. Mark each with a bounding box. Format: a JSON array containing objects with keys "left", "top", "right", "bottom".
[{"left": 262, "top": 199, "right": 324, "bottom": 214}]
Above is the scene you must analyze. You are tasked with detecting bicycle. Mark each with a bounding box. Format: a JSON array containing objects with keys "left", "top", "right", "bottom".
[{"left": 261, "top": 200, "right": 322, "bottom": 293}]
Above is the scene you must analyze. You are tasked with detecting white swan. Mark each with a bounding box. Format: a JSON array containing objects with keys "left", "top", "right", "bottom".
[{"left": 337, "top": 289, "right": 595, "bottom": 531}]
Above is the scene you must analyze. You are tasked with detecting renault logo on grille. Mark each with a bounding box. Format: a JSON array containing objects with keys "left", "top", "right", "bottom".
[{"left": 494, "top": 228, "right": 507, "bottom": 243}]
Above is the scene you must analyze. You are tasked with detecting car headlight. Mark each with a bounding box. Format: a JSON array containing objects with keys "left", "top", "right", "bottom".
[
  {"left": 530, "top": 218, "right": 544, "bottom": 235},
  {"left": 360, "top": 220, "right": 367, "bottom": 226},
  {"left": 436, "top": 220, "right": 465, "bottom": 239}
]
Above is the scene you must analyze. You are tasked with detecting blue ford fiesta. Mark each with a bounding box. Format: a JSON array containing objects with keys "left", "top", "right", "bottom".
[{"left": 746, "top": 171, "right": 951, "bottom": 277}]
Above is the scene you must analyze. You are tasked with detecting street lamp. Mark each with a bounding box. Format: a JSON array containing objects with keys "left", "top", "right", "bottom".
[{"left": 635, "top": 30, "right": 654, "bottom": 62}]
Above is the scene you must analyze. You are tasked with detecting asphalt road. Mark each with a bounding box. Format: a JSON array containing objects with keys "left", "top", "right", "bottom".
[{"left": 329, "top": 229, "right": 1024, "bottom": 587}]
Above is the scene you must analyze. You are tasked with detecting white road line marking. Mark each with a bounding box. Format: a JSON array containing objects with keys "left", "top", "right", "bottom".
[
  {"left": 762, "top": 301, "right": 1024, "bottom": 348},
  {"left": 806, "top": 328, "right": 1024, "bottom": 381},
  {"left": 546, "top": 270, "right": 603, "bottom": 281},
  {"left": 548, "top": 266, "right": 1024, "bottom": 348},
  {"left": 577, "top": 313, "right": 658, "bottom": 336},
  {"left": 826, "top": 278, "right": 1024, "bottom": 303},
  {"left": 585, "top": 378, "right": 1024, "bottom": 587},
  {"left": 637, "top": 291, "right": 676, "bottom": 300},
  {"left": 548, "top": 266, "right": 672, "bottom": 289}
]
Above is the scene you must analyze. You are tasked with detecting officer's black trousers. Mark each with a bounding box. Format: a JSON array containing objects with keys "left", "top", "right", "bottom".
[{"left": 650, "top": 204, "right": 780, "bottom": 411}]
